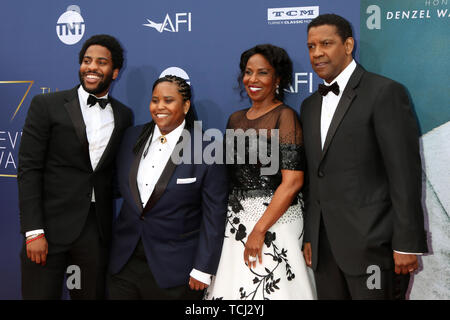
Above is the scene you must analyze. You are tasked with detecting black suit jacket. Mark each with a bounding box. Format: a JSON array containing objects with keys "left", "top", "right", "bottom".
[
  {"left": 18, "top": 86, "right": 133, "bottom": 251},
  {"left": 299, "top": 64, "right": 427, "bottom": 275}
]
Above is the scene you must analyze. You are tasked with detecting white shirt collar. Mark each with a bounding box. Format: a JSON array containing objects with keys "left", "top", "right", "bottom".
[
  {"left": 152, "top": 120, "right": 186, "bottom": 149},
  {"left": 78, "top": 85, "right": 109, "bottom": 107},
  {"left": 324, "top": 59, "right": 357, "bottom": 92}
]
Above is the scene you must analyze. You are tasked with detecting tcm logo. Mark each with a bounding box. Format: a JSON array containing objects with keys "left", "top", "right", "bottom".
[
  {"left": 268, "top": 6, "right": 319, "bottom": 24},
  {"left": 159, "top": 67, "right": 191, "bottom": 85},
  {"left": 56, "top": 5, "right": 85, "bottom": 45},
  {"left": 143, "top": 13, "right": 192, "bottom": 33}
]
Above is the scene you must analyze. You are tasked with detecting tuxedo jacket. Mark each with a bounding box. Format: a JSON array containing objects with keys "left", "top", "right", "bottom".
[
  {"left": 109, "top": 123, "right": 229, "bottom": 289},
  {"left": 299, "top": 64, "right": 428, "bottom": 275},
  {"left": 18, "top": 86, "right": 133, "bottom": 250}
]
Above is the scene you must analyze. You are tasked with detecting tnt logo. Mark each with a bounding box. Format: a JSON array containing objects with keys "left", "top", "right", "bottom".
[{"left": 56, "top": 5, "right": 86, "bottom": 45}]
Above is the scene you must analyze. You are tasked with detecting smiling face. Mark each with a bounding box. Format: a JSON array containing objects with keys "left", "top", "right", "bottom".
[
  {"left": 307, "top": 24, "right": 354, "bottom": 83},
  {"left": 242, "top": 53, "right": 280, "bottom": 105},
  {"left": 79, "top": 45, "right": 119, "bottom": 97},
  {"left": 150, "top": 81, "right": 190, "bottom": 135}
]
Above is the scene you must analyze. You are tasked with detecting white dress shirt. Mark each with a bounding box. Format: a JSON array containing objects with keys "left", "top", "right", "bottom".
[
  {"left": 137, "top": 121, "right": 185, "bottom": 206},
  {"left": 320, "top": 59, "right": 357, "bottom": 149},
  {"left": 136, "top": 121, "right": 212, "bottom": 285},
  {"left": 25, "top": 86, "right": 115, "bottom": 237},
  {"left": 319, "top": 60, "right": 421, "bottom": 256},
  {"left": 78, "top": 86, "right": 115, "bottom": 176}
]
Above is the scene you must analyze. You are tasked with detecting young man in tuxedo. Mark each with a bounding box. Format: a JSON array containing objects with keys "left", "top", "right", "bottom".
[
  {"left": 299, "top": 14, "right": 427, "bottom": 299},
  {"left": 18, "top": 34, "right": 133, "bottom": 299}
]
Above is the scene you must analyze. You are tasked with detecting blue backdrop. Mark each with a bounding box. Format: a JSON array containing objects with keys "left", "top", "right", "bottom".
[{"left": 1, "top": 0, "right": 362, "bottom": 299}]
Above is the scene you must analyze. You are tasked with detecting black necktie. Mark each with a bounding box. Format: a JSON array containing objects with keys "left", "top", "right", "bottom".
[
  {"left": 318, "top": 82, "right": 340, "bottom": 96},
  {"left": 87, "top": 95, "right": 110, "bottom": 109}
]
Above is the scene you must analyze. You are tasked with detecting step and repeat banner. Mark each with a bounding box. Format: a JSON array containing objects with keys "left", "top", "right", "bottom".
[
  {"left": 360, "top": 0, "right": 449, "bottom": 299},
  {"left": 0, "top": 0, "right": 360, "bottom": 299},
  {"left": 0, "top": 0, "right": 447, "bottom": 299}
]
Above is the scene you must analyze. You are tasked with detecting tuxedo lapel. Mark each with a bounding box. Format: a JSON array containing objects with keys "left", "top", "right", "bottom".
[
  {"left": 320, "top": 65, "right": 364, "bottom": 162},
  {"left": 95, "top": 99, "right": 120, "bottom": 171},
  {"left": 129, "top": 125, "right": 152, "bottom": 213},
  {"left": 64, "top": 87, "right": 92, "bottom": 169},
  {"left": 309, "top": 93, "right": 324, "bottom": 161},
  {"left": 142, "top": 127, "right": 190, "bottom": 216},
  {"left": 142, "top": 151, "right": 178, "bottom": 215}
]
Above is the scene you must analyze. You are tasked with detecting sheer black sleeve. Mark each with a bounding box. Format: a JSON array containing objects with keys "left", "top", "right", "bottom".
[{"left": 277, "top": 107, "right": 305, "bottom": 171}]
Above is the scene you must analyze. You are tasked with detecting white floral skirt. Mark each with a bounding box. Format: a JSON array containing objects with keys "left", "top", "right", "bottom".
[{"left": 204, "top": 192, "right": 317, "bottom": 300}]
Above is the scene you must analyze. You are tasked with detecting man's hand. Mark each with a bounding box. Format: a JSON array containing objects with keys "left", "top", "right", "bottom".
[
  {"left": 189, "top": 277, "right": 208, "bottom": 291},
  {"left": 26, "top": 237, "right": 48, "bottom": 266},
  {"left": 393, "top": 252, "right": 419, "bottom": 274},
  {"left": 303, "top": 242, "right": 312, "bottom": 267}
]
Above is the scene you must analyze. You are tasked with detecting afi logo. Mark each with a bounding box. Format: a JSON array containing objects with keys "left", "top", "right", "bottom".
[
  {"left": 286, "top": 72, "right": 314, "bottom": 94},
  {"left": 143, "top": 13, "right": 192, "bottom": 33}
]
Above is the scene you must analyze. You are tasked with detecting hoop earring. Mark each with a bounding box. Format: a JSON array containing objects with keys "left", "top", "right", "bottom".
[{"left": 275, "top": 85, "right": 279, "bottom": 95}]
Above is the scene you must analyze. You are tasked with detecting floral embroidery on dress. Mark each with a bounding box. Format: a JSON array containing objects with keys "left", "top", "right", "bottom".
[{"left": 209, "top": 196, "right": 298, "bottom": 300}]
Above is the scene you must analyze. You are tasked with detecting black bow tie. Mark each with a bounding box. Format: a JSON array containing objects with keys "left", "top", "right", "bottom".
[
  {"left": 318, "top": 82, "right": 340, "bottom": 96},
  {"left": 87, "top": 95, "right": 110, "bottom": 109}
]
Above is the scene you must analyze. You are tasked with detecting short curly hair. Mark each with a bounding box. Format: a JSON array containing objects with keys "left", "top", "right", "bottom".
[
  {"left": 238, "top": 44, "right": 293, "bottom": 102},
  {"left": 78, "top": 34, "right": 124, "bottom": 70},
  {"left": 308, "top": 14, "right": 353, "bottom": 43}
]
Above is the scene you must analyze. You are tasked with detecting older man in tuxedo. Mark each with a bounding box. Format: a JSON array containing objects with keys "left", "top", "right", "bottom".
[
  {"left": 300, "top": 14, "right": 427, "bottom": 299},
  {"left": 18, "top": 34, "right": 133, "bottom": 299}
]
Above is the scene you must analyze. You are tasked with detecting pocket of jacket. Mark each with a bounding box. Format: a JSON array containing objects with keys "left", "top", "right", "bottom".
[{"left": 176, "top": 177, "right": 196, "bottom": 184}]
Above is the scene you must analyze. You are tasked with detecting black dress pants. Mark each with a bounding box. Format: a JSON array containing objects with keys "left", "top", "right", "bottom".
[
  {"left": 108, "top": 239, "right": 204, "bottom": 300},
  {"left": 313, "top": 217, "right": 410, "bottom": 300},
  {"left": 21, "top": 204, "right": 108, "bottom": 300}
]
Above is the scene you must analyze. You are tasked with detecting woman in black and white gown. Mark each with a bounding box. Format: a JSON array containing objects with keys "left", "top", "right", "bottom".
[{"left": 205, "top": 44, "right": 316, "bottom": 300}]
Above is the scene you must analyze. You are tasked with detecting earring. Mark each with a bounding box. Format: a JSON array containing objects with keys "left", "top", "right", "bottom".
[{"left": 276, "top": 85, "right": 279, "bottom": 95}]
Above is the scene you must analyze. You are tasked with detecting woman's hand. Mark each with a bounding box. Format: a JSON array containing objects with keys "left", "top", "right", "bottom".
[{"left": 244, "top": 226, "right": 266, "bottom": 269}]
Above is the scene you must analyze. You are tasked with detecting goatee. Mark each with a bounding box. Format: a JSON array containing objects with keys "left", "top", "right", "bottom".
[{"left": 78, "top": 71, "right": 114, "bottom": 96}]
